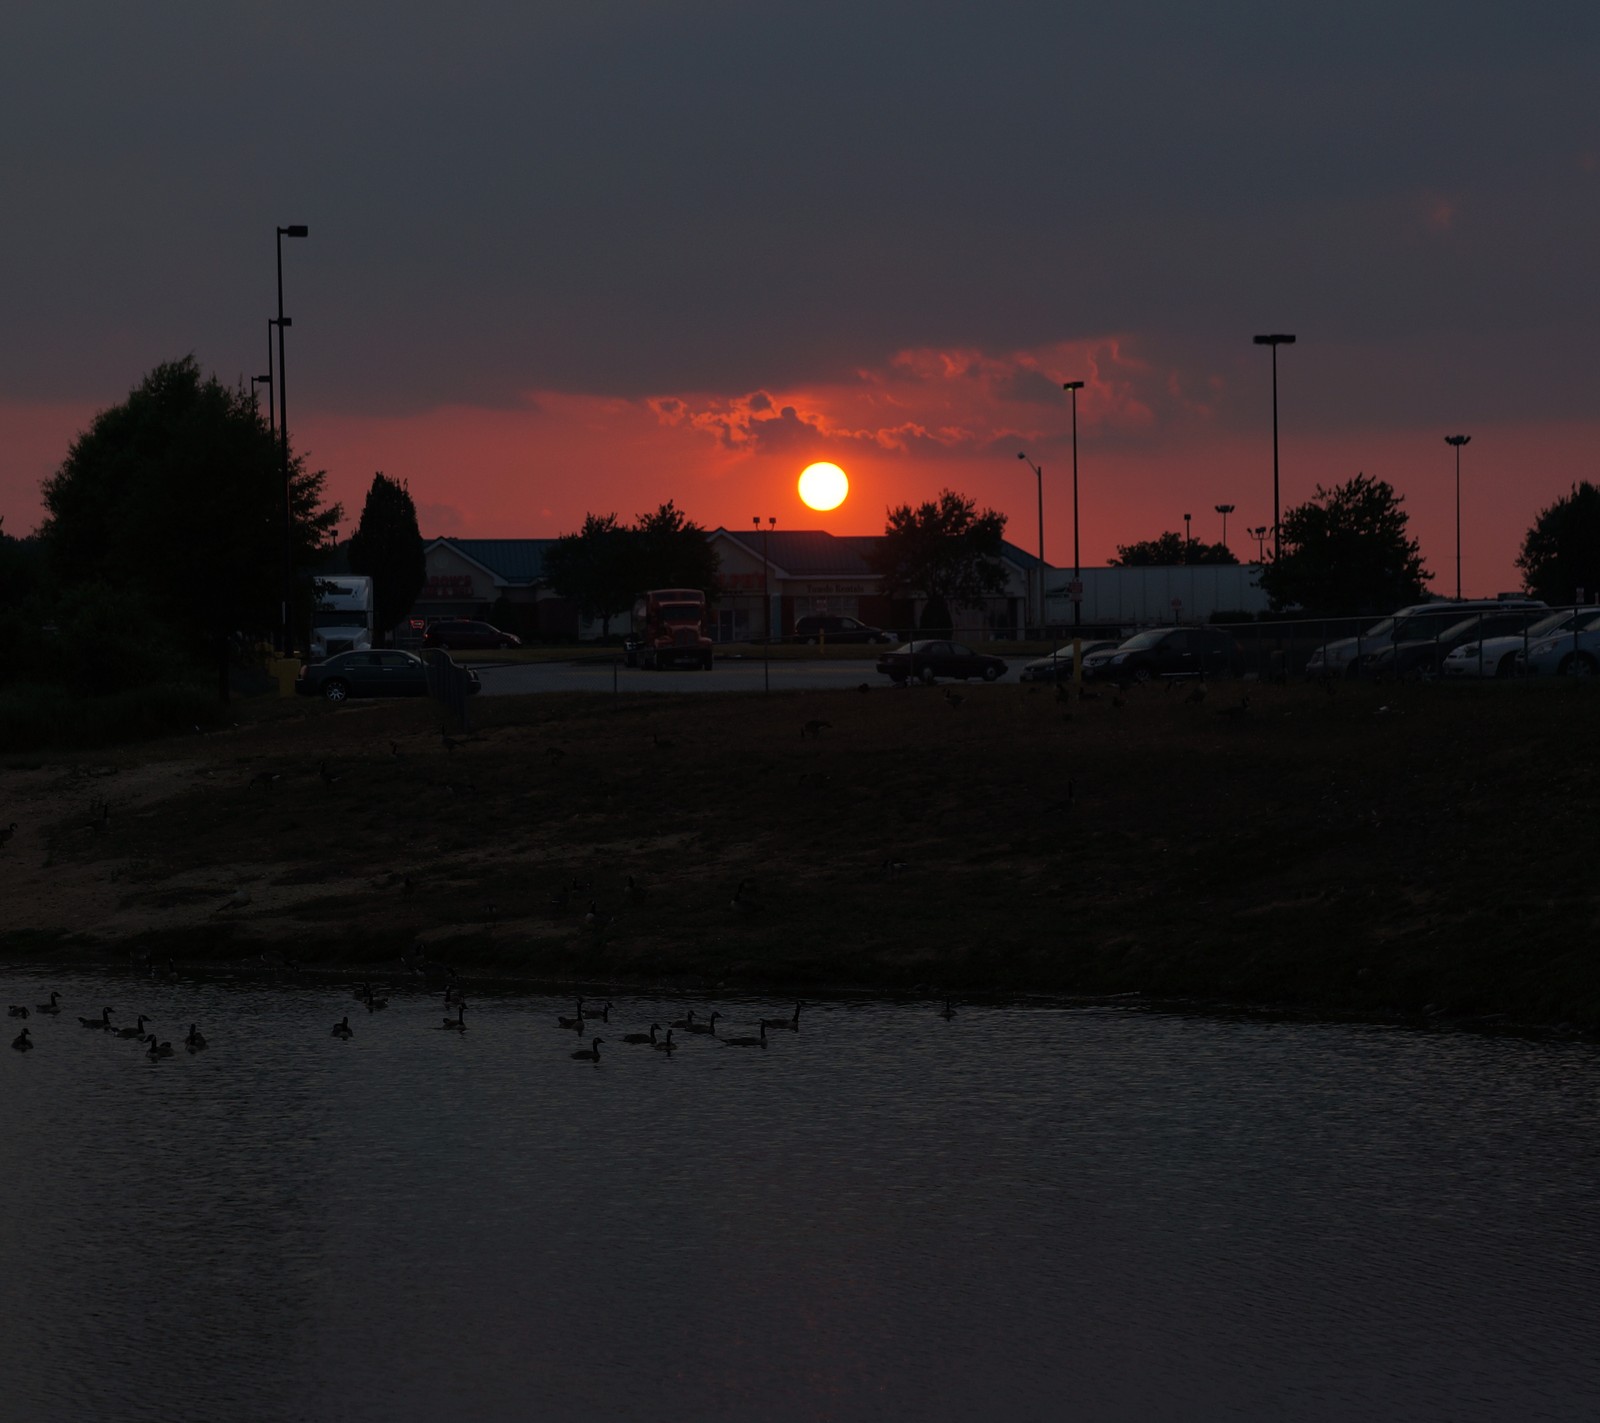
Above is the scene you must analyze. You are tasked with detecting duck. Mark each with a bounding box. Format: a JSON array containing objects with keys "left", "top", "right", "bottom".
[
  {"left": 571, "top": 1036, "right": 603, "bottom": 1063},
  {"left": 35, "top": 992, "right": 63, "bottom": 1015},
  {"left": 652, "top": 1029, "right": 678, "bottom": 1054},
  {"left": 184, "top": 1024, "right": 208, "bottom": 1052},
  {"left": 622, "top": 1024, "right": 660, "bottom": 1045},
  {"left": 441, "top": 1004, "right": 467, "bottom": 1032},
  {"left": 760, "top": 1003, "right": 803, "bottom": 1032},
  {"left": 11, "top": 1027, "right": 32, "bottom": 1051},
  {"left": 7, "top": 1005, "right": 27, "bottom": 1019},
  {"left": 686, "top": 1011, "right": 722, "bottom": 1037},
  {"left": 79, "top": 1007, "right": 114, "bottom": 1030},
  {"left": 144, "top": 1034, "right": 175, "bottom": 1059},
  {"left": 331, "top": 1016, "right": 354, "bottom": 1039},
  {"left": 668, "top": 1009, "right": 697, "bottom": 1031},
  {"left": 115, "top": 1014, "right": 152, "bottom": 1040},
  {"left": 721, "top": 1021, "right": 768, "bottom": 1048}
]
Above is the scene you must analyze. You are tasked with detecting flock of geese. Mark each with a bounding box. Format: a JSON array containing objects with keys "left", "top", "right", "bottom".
[{"left": 9, "top": 992, "right": 207, "bottom": 1057}]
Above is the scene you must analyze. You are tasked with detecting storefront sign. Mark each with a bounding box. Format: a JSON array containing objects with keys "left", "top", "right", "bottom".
[
  {"left": 804, "top": 582, "right": 867, "bottom": 594},
  {"left": 424, "top": 574, "right": 475, "bottom": 598}
]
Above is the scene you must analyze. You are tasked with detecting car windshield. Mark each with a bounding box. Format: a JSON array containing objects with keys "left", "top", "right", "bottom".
[
  {"left": 1118, "top": 631, "right": 1167, "bottom": 652},
  {"left": 657, "top": 605, "right": 700, "bottom": 623}
]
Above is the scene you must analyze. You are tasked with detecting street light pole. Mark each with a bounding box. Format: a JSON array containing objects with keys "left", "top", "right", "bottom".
[
  {"left": 1062, "top": 381, "right": 1084, "bottom": 627},
  {"left": 1017, "top": 452, "right": 1043, "bottom": 635},
  {"left": 1214, "top": 503, "right": 1235, "bottom": 552},
  {"left": 276, "top": 223, "right": 308, "bottom": 653},
  {"left": 265, "top": 320, "right": 277, "bottom": 439},
  {"left": 1249, "top": 525, "right": 1269, "bottom": 563},
  {"left": 754, "top": 516, "right": 775, "bottom": 694},
  {"left": 1445, "top": 435, "right": 1471, "bottom": 600},
  {"left": 1253, "top": 333, "right": 1296, "bottom": 564}
]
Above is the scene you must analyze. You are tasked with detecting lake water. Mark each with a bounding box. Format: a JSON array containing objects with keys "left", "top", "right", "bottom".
[{"left": 3, "top": 966, "right": 1598, "bottom": 1422}]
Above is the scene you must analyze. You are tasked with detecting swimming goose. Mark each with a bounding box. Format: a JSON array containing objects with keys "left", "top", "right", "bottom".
[
  {"left": 7, "top": 1005, "right": 27, "bottom": 1019},
  {"left": 668, "top": 1009, "right": 697, "bottom": 1031},
  {"left": 115, "top": 1014, "right": 152, "bottom": 1040},
  {"left": 144, "top": 1035, "right": 175, "bottom": 1059},
  {"left": 686, "top": 1011, "right": 722, "bottom": 1036},
  {"left": 571, "top": 1036, "right": 603, "bottom": 1062},
  {"left": 721, "top": 1022, "right": 768, "bottom": 1048},
  {"left": 331, "top": 1016, "right": 354, "bottom": 1039},
  {"left": 652, "top": 1029, "right": 678, "bottom": 1053},
  {"left": 621, "top": 1024, "right": 660, "bottom": 1045},
  {"left": 365, "top": 991, "right": 388, "bottom": 1012},
  {"left": 557, "top": 1000, "right": 586, "bottom": 1029},
  {"left": 184, "top": 1024, "right": 208, "bottom": 1052},
  {"left": 79, "top": 1007, "right": 114, "bottom": 1030},
  {"left": 12, "top": 1027, "right": 32, "bottom": 1051},
  {"left": 441, "top": 1004, "right": 467, "bottom": 1031},
  {"left": 760, "top": 1003, "right": 803, "bottom": 1032},
  {"left": 35, "top": 992, "right": 63, "bottom": 1015},
  {"left": 939, "top": 1000, "right": 957, "bottom": 1020},
  {"left": 730, "top": 880, "right": 755, "bottom": 913}
]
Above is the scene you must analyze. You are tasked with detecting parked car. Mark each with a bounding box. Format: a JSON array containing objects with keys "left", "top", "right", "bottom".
[
  {"left": 875, "top": 640, "right": 1008, "bottom": 684},
  {"left": 1442, "top": 609, "right": 1600, "bottom": 679},
  {"left": 1080, "top": 627, "right": 1242, "bottom": 683},
  {"left": 295, "top": 649, "right": 481, "bottom": 703},
  {"left": 1364, "top": 608, "right": 1552, "bottom": 680},
  {"left": 1515, "top": 619, "right": 1600, "bottom": 678},
  {"left": 1018, "top": 640, "right": 1121, "bottom": 683},
  {"left": 1305, "top": 599, "right": 1546, "bottom": 679},
  {"left": 423, "top": 619, "right": 522, "bottom": 651},
  {"left": 793, "top": 614, "right": 896, "bottom": 645}
]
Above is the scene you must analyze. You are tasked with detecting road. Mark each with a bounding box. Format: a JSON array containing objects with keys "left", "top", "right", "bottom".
[{"left": 474, "top": 656, "right": 1024, "bottom": 695}]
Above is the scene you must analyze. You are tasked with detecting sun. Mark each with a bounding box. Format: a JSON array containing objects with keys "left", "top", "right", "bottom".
[{"left": 798, "top": 462, "right": 849, "bottom": 512}]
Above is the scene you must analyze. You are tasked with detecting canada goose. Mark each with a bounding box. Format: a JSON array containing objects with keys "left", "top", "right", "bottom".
[
  {"left": 318, "top": 760, "right": 343, "bottom": 787},
  {"left": 441, "top": 1004, "right": 466, "bottom": 1031},
  {"left": 184, "top": 1024, "right": 208, "bottom": 1052},
  {"left": 115, "top": 1014, "right": 152, "bottom": 1040},
  {"left": 730, "top": 880, "right": 754, "bottom": 912},
  {"left": 722, "top": 1022, "right": 768, "bottom": 1048},
  {"left": 6, "top": 1005, "right": 27, "bottom": 1019},
  {"left": 365, "top": 992, "right": 389, "bottom": 1012},
  {"left": 938, "top": 1000, "right": 957, "bottom": 1020},
  {"left": 79, "top": 1007, "right": 114, "bottom": 1030},
  {"left": 0, "top": 821, "right": 16, "bottom": 847},
  {"left": 331, "top": 1016, "right": 354, "bottom": 1039},
  {"left": 557, "top": 999, "right": 586, "bottom": 1029},
  {"left": 586, "top": 1001, "right": 612, "bottom": 1023},
  {"left": 248, "top": 771, "right": 279, "bottom": 790},
  {"left": 571, "top": 1037, "right": 603, "bottom": 1062},
  {"left": 144, "top": 1035, "right": 174, "bottom": 1059},
  {"left": 668, "top": 1009, "right": 697, "bottom": 1030},
  {"left": 35, "top": 992, "right": 63, "bottom": 1015},
  {"left": 686, "top": 1011, "right": 721, "bottom": 1036},
  {"left": 943, "top": 689, "right": 964, "bottom": 708},
  {"left": 582, "top": 902, "right": 609, "bottom": 930},
  {"left": 652, "top": 1029, "right": 678, "bottom": 1053},
  {"left": 760, "top": 1004, "right": 802, "bottom": 1032},
  {"left": 353, "top": 981, "right": 373, "bottom": 1001},
  {"left": 12, "top": 1027, "right": 32, "bottom": 1051},
  {"left": 622, "top": 1024, "right": 660, "bottom": 1045},
  {"left": 801, "top": 719, "right": 832, "bottom": 738}
]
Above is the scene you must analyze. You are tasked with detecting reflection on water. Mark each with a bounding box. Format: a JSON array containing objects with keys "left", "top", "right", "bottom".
[{"left": 3, "top": 968, "right": 1598, "bottom": 1423}]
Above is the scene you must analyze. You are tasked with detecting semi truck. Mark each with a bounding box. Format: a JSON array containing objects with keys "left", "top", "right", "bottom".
[
  {"left": 308, "top": 575, "right": 375, "bottom": 661},
  {"left": 627, "top": 588, "right": 714, "bottom": 670}
]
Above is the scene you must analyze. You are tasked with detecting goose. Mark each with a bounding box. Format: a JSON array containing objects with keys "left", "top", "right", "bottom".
[
  {"left": 730, "top": 880, "right": 755, "bottom": 913},
  {"left": 760, "top": 1003, "right": 803, "bottom": 1032},
  {"left": 331, "top": 1016, "right": 354, "bottom": 1039},
  {"left": 652, "top": 1029, "right": 678, "bottom": 1054},
  {"left": 722, "top": 1021, "right": 768, "bottom": 1048},
  {"left": 144, "top": 1034, "right": 175, "bottom": 1059},
  {"left": 319, "top": 760, "right": 343, "bottom": 787},
  {"left": 365, "top": 991, "right": 389, "bottom": 1012},
  {"left": 184, "top": 1024, "right": 208, "bottom": 1052},
  {"left": 668, "top": 1009, "right": 697, "bottom": 1031},
  {"left": 621, "top": 1024, "right": 660, "bottom": 1045},
  {"left": 35, "top": 992, "right": 63, "bottom": 1015},
  {"left": 353, "top": 981, "right": 373, "bottom": 1001},
  {"left": 557, "top": 999, "right": 587, "bottom": 1029},
  {"left": 586, "top": 1000, "right": 612, "bottom": 1023},
  {"left": 7, "top": 1005, "right": 27, "bottom": 1019},
  {"left": 440, "top": 1004, "right": 467, "bottom": 1031},
  {"left": 938, "top": 1000, "right": 957, "bottom": 1020},
  {"left": 0, "top": 821, "right": 16, "bottom": 847},
  {"left": 571, "top": 1036, "right": 603, "bottom": 1062},
  {"left": 686, "top": 1011, "right": 722, "bottom": 1037},
  {"left": 12, "top": 1027, "right": 32, "bottom": 1051},
  {"left": 115, "top": 1014, "right": 152, "bottom": 1040},
  {"left": 79, "top": 1007, "right": 114, "bottom": 1030}
]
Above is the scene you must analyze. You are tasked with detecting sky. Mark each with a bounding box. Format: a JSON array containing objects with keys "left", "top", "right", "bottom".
[{"left": 2, "top": 1, "right": 1597, "bottom": 595}]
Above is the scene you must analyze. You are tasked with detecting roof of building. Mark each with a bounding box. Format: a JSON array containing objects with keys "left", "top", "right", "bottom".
[
  {"left": 712, "top": 528, "right": 879, "bottom": 577},
  {"left": 426, "top": 537, "right": 554, "bottom": 585}
]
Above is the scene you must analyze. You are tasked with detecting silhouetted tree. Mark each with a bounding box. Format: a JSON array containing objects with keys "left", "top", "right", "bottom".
[
  {"left": 1256, "top": 473, "right": 1429, "bottom": 615},
  {"left": 1516, "top": 481, "right": 1600, "bottom": 604},
  {"left": 347, "top": 472, "right": 426, "bottom": 643},
  {"left": 632, "top": 501, "right": 720, "bottom": 596},
  {"left": 871, "top": 490, "right": 1009, "bottom": 626},
  {"left": 1111, "top": 532, "right": 1239, "bottom": 566},
  {"left": 39, "top": 357, "right": 340, "bottom": 696},
  {"left": 543, "top": 513, "right": 636, "bottom": 632}
]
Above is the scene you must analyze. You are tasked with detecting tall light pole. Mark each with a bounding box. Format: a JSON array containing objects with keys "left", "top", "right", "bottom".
[
  {"left": 276, "top": 223, "right": 308, "bottom": 652},
  {"left": 265, "top": 320, "right": 277, "bottom": 438},
  {"left": 1062, "top": 380, "right": 1084, "bottom": 627},
  {"left": 1253, "top": 333, "right": 1296, "bottom": 563},
  {"left": 753, "top": 515, "right": 775, "bottom": 694},
  {"left": 1445, "top": 435, "right": 1471, "bottom": 600},
  {"left": 1017, "top": 452, "right": 1044, "bottom": 635},
  {"left": 1214, "top": 503, "right": 1235, "bottom": 552},
  {"left": 1249, "top": 525, "right": 1269, "bottom": 563}
]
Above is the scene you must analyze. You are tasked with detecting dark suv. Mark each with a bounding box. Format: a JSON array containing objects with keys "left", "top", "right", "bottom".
[
  {"left": 793, "top": 615, "right": 895, "bottom": 645},
  {"left": 1081, "top": 627, "right": 1242, "bottom": 683},
  {"left": 423, "top": 619, "right": 522, "bottom": 650}
]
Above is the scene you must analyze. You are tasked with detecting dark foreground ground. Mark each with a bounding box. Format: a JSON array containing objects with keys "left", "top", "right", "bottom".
[{"left": 2, "top": 675, "right": 1595, "bottom": 1028}]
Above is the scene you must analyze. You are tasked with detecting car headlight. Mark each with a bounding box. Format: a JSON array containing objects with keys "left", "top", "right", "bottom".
[{"left": 1109, "top": 653, "right": 1127, "bottom": 664}]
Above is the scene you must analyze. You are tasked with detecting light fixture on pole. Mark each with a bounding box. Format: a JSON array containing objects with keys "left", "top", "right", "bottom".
[
  {"left": 1249, "top": 525, "right": 1269, "bottom": 563},
  {"left": 276, "top": 223, "right": 308, "bottom": 653},
  {"left": 1062, "top": 381, "right": 1085, "bottom": 627},
  {"left": 1017, "top": 452, "right": 1044, "bottom": 635},
  {"left": 1445, "top": 435, "right": 1471, "bottom": 600},
  {"left": 1253, "top": 333, "right": 1296, "bottom": 564},
  {"left": 1214, "top": 503, "right": 1235, "bottom": 551},
  {"left": 250, "top": 374, "right": 272, "bottom": 411},
  {"left": 1183, "top": 512, "right": 1192, "bottom": 562}
]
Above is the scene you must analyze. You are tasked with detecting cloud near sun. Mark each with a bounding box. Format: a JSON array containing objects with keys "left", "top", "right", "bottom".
[{"left": 646, "top": 339, "right": 1216, "bottom": 460}]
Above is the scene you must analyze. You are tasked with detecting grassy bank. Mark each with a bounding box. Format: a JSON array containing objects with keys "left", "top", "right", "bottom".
[{"left": 2, "top": 677, "right": 1596, "bottom": 1028}]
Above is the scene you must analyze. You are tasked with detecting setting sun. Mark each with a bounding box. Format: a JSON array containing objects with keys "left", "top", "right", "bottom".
[{"left": 798, "top": 461, "right": 849, "bottom": 511}]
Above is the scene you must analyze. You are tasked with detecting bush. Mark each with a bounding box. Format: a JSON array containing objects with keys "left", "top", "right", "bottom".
[{"left": 0, "top": 681, "right": 227, "bottom": 752}]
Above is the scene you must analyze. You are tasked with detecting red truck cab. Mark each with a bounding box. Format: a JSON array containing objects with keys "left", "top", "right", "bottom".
[{"left": 628, "top": 589, "right": 714, "bottom": 670}]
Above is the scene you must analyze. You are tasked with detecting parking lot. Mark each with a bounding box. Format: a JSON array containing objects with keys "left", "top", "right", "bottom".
[{"left": 473, "top": 655, "right": 1025, "bottom": 695}]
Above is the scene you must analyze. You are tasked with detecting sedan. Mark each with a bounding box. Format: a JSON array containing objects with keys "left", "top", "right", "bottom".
[
  {"left": 1443, "top": 609, "right": 1600, "bottom": 679},
  {"left": 423, "top": 619, "right": 522, "bottom": 650},
  {"left": 1018, "top": 640, "right": 1121, "bottom": 683},
  {"left": 1516, "top": 622, "right": 1600, "bottom": 678},
  {"left": 876, "top": 640, "right": 1008, "bottom": 684},
  {"left": 295, "top": 649, "right": 482, "bottom": 703},
  {"left": 1081, "top": 627, "right": 1241, "bottom": 683}
]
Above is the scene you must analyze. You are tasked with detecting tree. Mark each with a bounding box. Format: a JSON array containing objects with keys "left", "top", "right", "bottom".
[
  {"left": 1516, "top": 481, "right": 1600, "bottom": 604},
  {"left": 1256, "top": 473, "right": 1430, "bottom": 615},
  {"left": 870, "top": 489, "right": 1009, "bottom": 627},
  {"left": 1111, "top": 532, "right": 1239, "bottom": 566},
  {"left": 633, "top": 500, "right": 720, "bottom": 595},
  {"left": 39, "top": 357, "right": 341, "bottom": 695},
  {"left": 543, "top": 513, "right": 636, "bottom": 631},
  {"left": 347, "top": 472, "right": 426, "bottom": 643}
]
